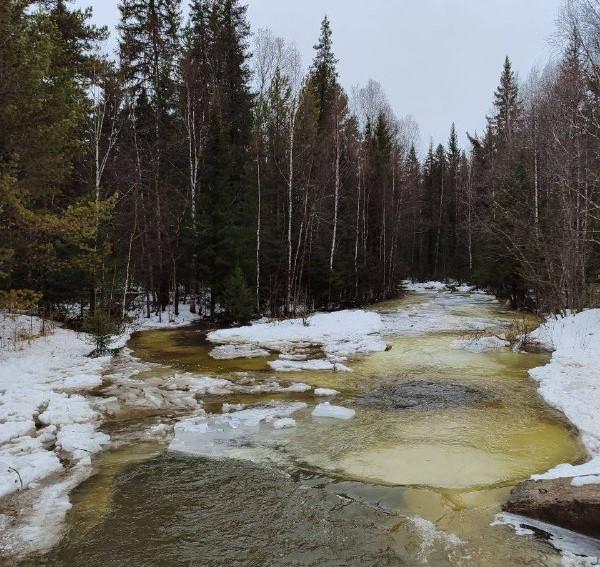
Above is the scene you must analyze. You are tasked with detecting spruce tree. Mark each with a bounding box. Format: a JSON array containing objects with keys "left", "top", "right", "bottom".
[
  {"left": 310, "top": 15, "right": 338, "bottom": 124},
  {"left": 196, "top": 0, "right": 254, "bottom": 316},
  {"left": 491, "top": 56, "right": 521, "bottom": 145}
]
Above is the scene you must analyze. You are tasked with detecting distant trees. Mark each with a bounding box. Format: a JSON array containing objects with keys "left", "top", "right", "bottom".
[{"left": 1, "top": 0, "right": 598, "bottom": 320}]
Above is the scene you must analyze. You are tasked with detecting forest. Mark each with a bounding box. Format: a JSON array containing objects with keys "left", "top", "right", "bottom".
[{"left": 1, "top": 0, "right": 600, "bottom": 325}]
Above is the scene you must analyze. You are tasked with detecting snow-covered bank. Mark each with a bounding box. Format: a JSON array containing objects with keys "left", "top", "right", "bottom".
[
  {"left": 497, "top": 309, "right": 600, "bottom": 566},
  {"left": 0, "top": 308, "right": 201, "bottom": 557},
  {"left": 528, "top": 310, "right": 600, "bottom": 479},
  {"left": 207, "top": 309, "right": 388, "bottom": 371}
]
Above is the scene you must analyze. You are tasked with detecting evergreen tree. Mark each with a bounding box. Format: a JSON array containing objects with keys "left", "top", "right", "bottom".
[
  {"left": 491, "top": 56, "right": 521, "bottom": 146},
  {"left": 118, "top": 0, "right": 183, "bottom": 310},
  {"left": 310, "top": 15, "right": 338, "bottom": 125},
  {"left": 195, "top": 0, "right": 254, "bottom": 316}
]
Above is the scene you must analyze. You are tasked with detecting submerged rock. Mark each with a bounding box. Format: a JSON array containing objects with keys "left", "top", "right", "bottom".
[
  {"left": 358, "top": 380, "right": 494, "bottom": 410},
  {"left": 504, "top": 478, "right": 600, "bottom": 538}
]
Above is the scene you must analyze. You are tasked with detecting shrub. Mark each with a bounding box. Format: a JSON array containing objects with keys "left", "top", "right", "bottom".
[
  {"left": 83, "top": 309, "right": 122, "bottom": 356},
  {"left": 222, "top": 267, "right": 254, "bottom": 324}
]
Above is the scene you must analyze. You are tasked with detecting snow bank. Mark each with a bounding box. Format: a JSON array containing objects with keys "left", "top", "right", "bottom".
[
  {"left": 311, "top": 402, "right": 355, "bottom": 420},
  {"left": 0, "top": 304, "right": 203, "bottom": 556},
  {"left": 207, "top": 310, "right": 387, "bottom": 370},
  {"left": 528, "top": 310, "right": 600, "bottom": 469}
]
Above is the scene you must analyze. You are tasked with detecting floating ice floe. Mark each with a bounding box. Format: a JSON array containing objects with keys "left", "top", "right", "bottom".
[
  {"left": 209, "top": 344, "right": 270, "bottom": 360},
  {"left": 269, "top": 358, "right": 352, "bottom": 372},
  {"left": 271, "top": 417, "right": 297, "bottom": 429},
  {"left": 169, "top": 402, "right": 307, "bottom": 457},
  {"left": 314, "top": 388, "right": 340, "bottom": 397},
  {"left": 311, "top": 402, "right": 355, "bottom": 420}
]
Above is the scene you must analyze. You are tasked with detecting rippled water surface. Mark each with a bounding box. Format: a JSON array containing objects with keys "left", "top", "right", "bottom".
[{"left": 27, "top": 290, "right": 587, "bottom": 566}]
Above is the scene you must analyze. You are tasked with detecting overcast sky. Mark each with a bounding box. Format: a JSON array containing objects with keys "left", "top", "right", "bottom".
[{"left": 74, "top": 0, "right": 564, "bottom": 152}]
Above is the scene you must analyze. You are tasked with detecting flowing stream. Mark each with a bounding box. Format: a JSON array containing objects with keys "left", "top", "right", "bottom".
[{"left": 25, "top": 290, "right": 587, "bottom": 566}]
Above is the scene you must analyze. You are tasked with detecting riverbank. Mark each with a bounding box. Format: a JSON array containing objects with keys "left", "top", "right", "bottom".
[
  {"left": 2, "top": 284, "right": 598, "bottom": 565},
  {"left": 501, "top": 309, "right": 600, "bottom": 557},
  {"left": 0, "top": 308, "right": 201, "bottom": 556}
]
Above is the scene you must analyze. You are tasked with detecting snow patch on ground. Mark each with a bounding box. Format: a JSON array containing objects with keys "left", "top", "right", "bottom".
[{"left": 0, "top": 305, "right": 201, "bottom": 557}]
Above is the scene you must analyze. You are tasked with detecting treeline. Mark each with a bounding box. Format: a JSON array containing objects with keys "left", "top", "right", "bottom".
[
  {"left": 416, "top": 2, "right": 600, "bottom": 312},
  {"left": 1, "top": 0, "right": 599, "bottom": 322}
]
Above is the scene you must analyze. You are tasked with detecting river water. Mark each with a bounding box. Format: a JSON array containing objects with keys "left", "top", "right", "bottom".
[{"left": 27, "top": 289, "right": 586, "bottom": 566}]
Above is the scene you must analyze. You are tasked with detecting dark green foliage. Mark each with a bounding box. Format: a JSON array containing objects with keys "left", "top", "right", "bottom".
[
  {"left": 1, "top": 3, "right": 597, "bottom": 323},
  {"left": 222, "top": 266, "right": 254, "bottom": 323},
  {"left": 83, "top": 308, "right": 122, "bottom": 356}
]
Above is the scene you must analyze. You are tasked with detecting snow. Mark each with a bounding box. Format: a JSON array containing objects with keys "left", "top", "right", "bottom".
[
  {"left": 571, "top": 475, "right": 600, "bottom": 487},
  {"left": 403, "top": 280, "right": 478, "bottom": 294},
  {"left": 311, "top": 402, "right": 355, "bottom": 420},
  {"left": 0, "top": 421, "right": 35, "bottom": 445},
  {"left": 207, "top": 310, "right": 387, "bottom": 370},
  {"left": 532, "top": 457, "right": 600, "bottom": 483},
  {"left": 169, "top": 402, "right": 307, "bottom": 458},
  {"left": 59, "top": 374, "right": 103, "bottom": 392},
  {"left": 496, "top": 308, "right": 600, "bottom": 563},
  {"left": 271, "top": 417, "right": 297, "bottom": 429},
  {"left": 56, "top": 424, "right": 110, "bottom": 464},
  {"left": 404, "top": 281, "right": 451, "bottom": 292},
  {"left": 269, "top": 358, "right": 351, "bottom": 372},
  {"left": 382, "top": 285, "right": 501, "bottom": 336},
  {"left": 0, "top": 305, "right": 202, "bottom": 556},
  {"left": 314, "top": 388, "right": 339, "bottom": 397},
  {"left": 527, "top": 310, "right": 600, "bottom": 481},
  {"left": 494, "top": 513, "right": 600, "bottom": 566},
  {"left": 209, "top": 344, "right": 270, "bottom": 360}
]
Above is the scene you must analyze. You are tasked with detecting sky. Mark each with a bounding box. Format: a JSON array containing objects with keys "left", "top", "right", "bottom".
[{"left": 73, "top": 0, "right": 564, "bottom": 153}]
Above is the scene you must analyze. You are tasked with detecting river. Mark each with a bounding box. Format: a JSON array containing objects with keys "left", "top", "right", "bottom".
[{"left": 24, "top": 288, "right": 586, "bottom": 566}]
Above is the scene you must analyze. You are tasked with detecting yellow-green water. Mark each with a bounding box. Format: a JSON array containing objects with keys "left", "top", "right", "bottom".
[{"left": 27, "top": 291, "right": 587, "bottom": 566}]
